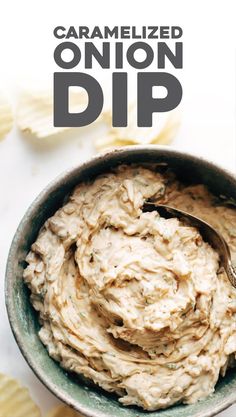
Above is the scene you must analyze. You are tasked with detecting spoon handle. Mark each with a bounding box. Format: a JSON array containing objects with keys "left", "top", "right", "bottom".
[{"left": 226, "top": 262, "right": 236, "bottom": 288}]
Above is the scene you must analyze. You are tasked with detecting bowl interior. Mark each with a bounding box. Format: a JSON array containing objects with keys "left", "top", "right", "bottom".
[{"left": 5, "top": 147, "right": 236, "bottom": 417}]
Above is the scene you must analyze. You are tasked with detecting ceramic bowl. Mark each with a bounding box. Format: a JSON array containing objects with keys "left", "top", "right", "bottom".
[{"left": 5, "top": 146, "right": 236, "bottom": 417}]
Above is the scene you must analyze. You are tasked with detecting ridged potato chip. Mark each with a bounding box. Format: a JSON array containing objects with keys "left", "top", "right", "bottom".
[
  {"left": 0, "top": 95, "right": 13, "bottom": 140},
  {"left": 45, "top": 404, "right": 84, "bottom": 417},
  {"left": 0, "top": 373, "right": 41, "bottom": 417},
  {"left": 17, "top": 88, "right": 88, "bottom": 139},
  {"left": 95, "top": 103, "right": 180, "bottom": 151},
  {"left": 149, "top": 112, "right": 181, "bottom": 145}
]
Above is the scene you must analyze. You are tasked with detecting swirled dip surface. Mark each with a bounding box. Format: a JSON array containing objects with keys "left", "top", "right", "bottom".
[{"left": 24, "top": 166, "right": 236, "bottom": 410}]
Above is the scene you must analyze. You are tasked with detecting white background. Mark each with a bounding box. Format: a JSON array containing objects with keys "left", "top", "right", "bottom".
[{"left": 0, "top": 0, "right": 236, "bottom": 415}]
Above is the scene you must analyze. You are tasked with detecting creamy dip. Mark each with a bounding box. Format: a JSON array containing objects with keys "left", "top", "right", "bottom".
[{"left": 23, "top": 165, "right": 236, "bottom": 410}]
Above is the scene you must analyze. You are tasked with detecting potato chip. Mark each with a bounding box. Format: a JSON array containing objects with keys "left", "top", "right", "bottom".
[
  {"left": 149, "top": 112, "right": 181, "bottom": 145},
  {"left": 17, "top": 88, "right": 89, "bottom": 139},
  {"left": 94, "top": 133, "right": 136, "bottom": 151},
  {"left": 45, "top": 404, "right": 84, "bottom": 417},
  {"left": 0, "top": 95, "right": 13, "bottom": 140},
  {"left": 0, "top": 373, "right": 41, "bottom": 417},
  {"left": 95, "top": 103, "right": 181, "bottom": 151}
]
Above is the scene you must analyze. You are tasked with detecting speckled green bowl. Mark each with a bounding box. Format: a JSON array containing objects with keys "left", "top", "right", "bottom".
[{"left": 5, "top": 146, "right": 236, "bottom": 417}]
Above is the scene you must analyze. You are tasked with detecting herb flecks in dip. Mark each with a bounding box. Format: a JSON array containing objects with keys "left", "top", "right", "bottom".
[{"left": 24, "top": 166, "right": 236, "bottom": 411}]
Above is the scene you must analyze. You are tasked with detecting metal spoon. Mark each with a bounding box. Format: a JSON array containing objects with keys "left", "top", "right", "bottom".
[{"left": 143, "top": 202, "right": 236, "bottom": 288}]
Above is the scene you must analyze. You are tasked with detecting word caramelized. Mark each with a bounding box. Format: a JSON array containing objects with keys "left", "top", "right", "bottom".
[{"left": 53, "top": 25, "right": 183, "bottom": 128}]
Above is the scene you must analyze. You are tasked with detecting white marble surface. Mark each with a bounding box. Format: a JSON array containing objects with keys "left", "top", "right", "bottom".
[{"left": 0, "top": 0, "right": 236, "bottom": 415}]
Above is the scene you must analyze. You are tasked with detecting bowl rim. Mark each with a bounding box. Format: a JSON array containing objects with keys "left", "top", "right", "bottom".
[{"left": 5, "top": 145, "right": 236, "bottom": 417}]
